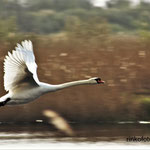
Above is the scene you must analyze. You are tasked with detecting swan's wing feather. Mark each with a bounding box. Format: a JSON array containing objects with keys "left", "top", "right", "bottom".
[{"left": 4, "top": 40, "right": 39, "bottom": 91}]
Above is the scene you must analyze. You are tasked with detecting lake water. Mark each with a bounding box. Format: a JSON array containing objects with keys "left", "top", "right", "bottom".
[{"left": 0, "top": 122, "right": 150, "bottom": 149}]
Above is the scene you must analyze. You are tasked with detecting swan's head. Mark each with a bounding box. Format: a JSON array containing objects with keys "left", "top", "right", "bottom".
[{"left": 88, "top": 77, "right": 105, "bottom": 84}]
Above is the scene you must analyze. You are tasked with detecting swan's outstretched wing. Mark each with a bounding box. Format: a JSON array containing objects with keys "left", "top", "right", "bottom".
[{"left": 4, "top": 40, "right": 39, "bottom": 92}]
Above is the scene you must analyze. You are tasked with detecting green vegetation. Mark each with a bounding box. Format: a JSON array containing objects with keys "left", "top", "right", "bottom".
[{"left": 0, "top": 0, "right": 150, "bottom": 36}]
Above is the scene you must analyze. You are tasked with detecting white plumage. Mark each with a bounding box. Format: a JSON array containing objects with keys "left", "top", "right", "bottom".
[
  {"left": 0, "top": 40, "right": 104, "bottom": 106},
  {"left": 4, "top": 40, "right": 39, "bottom": 92}
]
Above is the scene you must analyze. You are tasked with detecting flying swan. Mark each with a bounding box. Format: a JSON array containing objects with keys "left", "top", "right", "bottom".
[{"left": 0, "top": 40, "right": 104, "bottom": 106}]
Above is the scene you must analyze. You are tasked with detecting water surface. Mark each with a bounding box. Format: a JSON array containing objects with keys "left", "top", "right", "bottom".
[{"left": 0, "top": 122, "right": 150, "bottom": 149}]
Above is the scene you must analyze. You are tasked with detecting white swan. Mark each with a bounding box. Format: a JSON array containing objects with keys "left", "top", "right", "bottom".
[{"left": 0, "top": 40, "right": 104, "bottom": 106}]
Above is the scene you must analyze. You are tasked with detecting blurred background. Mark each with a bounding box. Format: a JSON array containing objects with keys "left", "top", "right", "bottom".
[{"left": 0, "top": 0, "right": 150, "bottom": 123}]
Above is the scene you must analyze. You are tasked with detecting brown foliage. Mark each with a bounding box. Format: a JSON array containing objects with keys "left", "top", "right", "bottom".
[{"left": 0, "top": 34, "right": 150, "bottom": 123}]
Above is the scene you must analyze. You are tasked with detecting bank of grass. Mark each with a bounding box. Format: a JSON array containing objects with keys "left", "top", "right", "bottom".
[{"left": 0, "top": 33, "right": 150, "bottom": 123}]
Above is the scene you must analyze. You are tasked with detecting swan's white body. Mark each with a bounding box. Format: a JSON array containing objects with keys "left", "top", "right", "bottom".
[{"left": 0, "top": 40, "right": 104, "bottom": 106}]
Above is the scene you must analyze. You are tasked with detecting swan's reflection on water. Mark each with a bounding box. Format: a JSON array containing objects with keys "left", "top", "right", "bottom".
[{"left": 43, "top": 109, "right": 74, "bottom": 136}]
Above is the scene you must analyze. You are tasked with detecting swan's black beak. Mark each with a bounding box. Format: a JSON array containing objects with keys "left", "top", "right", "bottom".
[{"left": 95, "top": 78, "right": 105, "bottom": 84}]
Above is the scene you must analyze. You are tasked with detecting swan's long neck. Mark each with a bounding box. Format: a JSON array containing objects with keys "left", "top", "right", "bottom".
[
  {"left": 40, "top": 79, "right": 91, "bottom": 93},
  {"left": 56, "top": 79, "right": 91, "bottom": 90}
]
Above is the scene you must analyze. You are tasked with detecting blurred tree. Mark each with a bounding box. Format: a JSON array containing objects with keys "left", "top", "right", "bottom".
[
  {"left": 17, "top": 12, "right": 65, "bottom": 34},
  {"left": 26, "top": 0, "right": 92, "bottom": 11},
  {"left": 65, "top": 17, "right": 111, "bottom": 48},
  {"left": 104, "top": 9, "right": 136, "bottom": 31},
  {"left": 106, "top": 0, "right": 131, "bottom": 9},
  {"left": 0, "top": 0, "right": 150, "bottom": 34},
  {"left": 137, "top": 1, "right": 150, "bottom": 10}
]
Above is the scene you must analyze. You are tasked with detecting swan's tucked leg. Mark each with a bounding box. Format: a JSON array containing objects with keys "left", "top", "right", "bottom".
[{"left": 0, "top": 98, "right": 11, "bottom": 107}]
